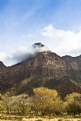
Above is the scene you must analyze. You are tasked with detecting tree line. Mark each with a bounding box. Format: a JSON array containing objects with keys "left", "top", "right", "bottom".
[{"left": 0, "top": 87, "right": 81, "bottom": 116}]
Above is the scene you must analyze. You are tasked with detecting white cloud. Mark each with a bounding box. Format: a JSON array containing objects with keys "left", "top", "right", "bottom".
[
  {"left": 0, "top": 52, "right": 7, "bottom": 62},
  {"left": 42, "top": 24, "right": 81, "bottom": 56},
  {"left": 0, "top": 44, "right": 49, "bottom": 66},
  {"left": 0, "top": 52, "right": 13, "bottom": 66}
]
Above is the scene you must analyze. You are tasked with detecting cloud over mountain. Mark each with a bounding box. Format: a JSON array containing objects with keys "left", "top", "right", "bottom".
[{"left": 0, "top": 43, "right": 49, "bottom": 66}]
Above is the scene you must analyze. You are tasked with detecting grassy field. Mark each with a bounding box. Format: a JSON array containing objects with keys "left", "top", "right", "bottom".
[{"left": 0, "top": 114, "right": 81, "bottom": 121}]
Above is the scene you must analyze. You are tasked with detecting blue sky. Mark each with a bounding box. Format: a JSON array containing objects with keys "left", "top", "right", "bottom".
[{"left": 0, "top": 0, "right": 81, "bottom": 65}]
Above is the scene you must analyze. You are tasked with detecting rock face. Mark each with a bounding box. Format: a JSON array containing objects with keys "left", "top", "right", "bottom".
[
  {"left": 0, "top": 44, "right": 81, "bottom": 97},
  {"left": 62, "top": 55, "right": 81, "bottom": 81}
]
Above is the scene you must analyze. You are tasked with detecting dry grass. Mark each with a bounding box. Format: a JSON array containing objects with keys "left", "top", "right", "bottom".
[
  {"left": 0, "top": 114, "right": 81, "bottom": 121},
  {"left": 22, "top": 118, "right": 81, "bottom": 121},
  {"left": 1, "top": 118, "right": 81, "bottom": 121}
]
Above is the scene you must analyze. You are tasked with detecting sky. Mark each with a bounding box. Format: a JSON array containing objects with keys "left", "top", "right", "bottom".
[{"left": 0, "top": 0, "right": 81, "bottom": 66}]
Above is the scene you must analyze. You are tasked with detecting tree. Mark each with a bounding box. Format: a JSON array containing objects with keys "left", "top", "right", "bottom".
[
  {"left": 0, "top": 94, "right": 29, "bottom": 115},
  {"left": 30, "top": 87, "right": 63, "bottom": 115},
  {"left": 0, "top": 100, "right": 6, "bottom": 112},
  {"left": 0, "top": 94, "right": 9, "bottom": 113},
  {"left": 65, "top": 92, "right": 81, "bottom": 115},
  {"left": 7, "top": 94, "right": 28, "bottom": 115}
]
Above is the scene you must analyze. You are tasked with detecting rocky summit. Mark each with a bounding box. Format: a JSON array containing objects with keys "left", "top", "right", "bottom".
[{"left": 0, "top": 43, "right": 81, "bottom": 97}]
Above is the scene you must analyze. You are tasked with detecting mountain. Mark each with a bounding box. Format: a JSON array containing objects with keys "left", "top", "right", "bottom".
[{"left": 0, "top": 43, "right": 81, "bottom": 97}]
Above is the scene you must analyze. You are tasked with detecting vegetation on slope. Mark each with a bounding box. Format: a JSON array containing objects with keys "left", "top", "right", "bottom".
[{"left": 3, "top": 76, "right": 81, "bottom": 98}]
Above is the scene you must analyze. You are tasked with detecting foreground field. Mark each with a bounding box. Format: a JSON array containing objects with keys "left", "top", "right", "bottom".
[
  {"left": 0, "top": 114, "right": 81, "bottom": 121},
  {"left": 1, "top": 118, "right": 81, "bottom": 121},
  {"left": 22, "top": 117, "right": 81, "bottom": 121}
]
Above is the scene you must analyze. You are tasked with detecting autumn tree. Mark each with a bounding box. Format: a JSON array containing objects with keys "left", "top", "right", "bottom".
[
  {"left": 65, "top": 92, "right": 81, "bottom": 115},
  {"left": 30, "top": 87, "right": 63, "bottom": 115}
]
